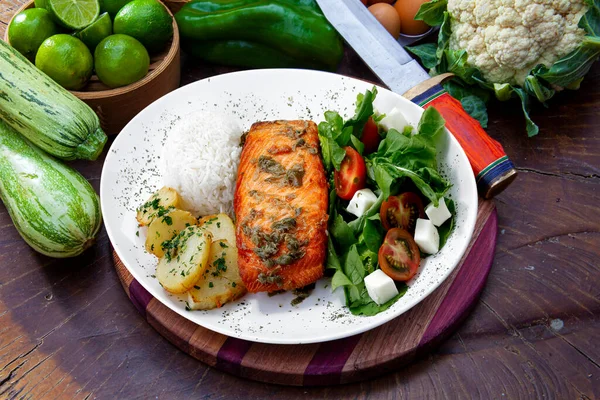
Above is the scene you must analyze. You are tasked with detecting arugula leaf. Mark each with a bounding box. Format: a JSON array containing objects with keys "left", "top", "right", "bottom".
[
  {"left": 406, "top": 43, "right": 439, "bottom": 69},
  {"left": 371, "top": 160, "right": 449, "bottom": 206},
  {"left": 345, "top": 88, "right": 377, "bottom": 138},
  {"left": 350, "top": 134, "right": 365, "bottom": 155},
  {"left": 414, "top": 0, "right": 447, "bottom": 26},
  {"left": 417, "top": 106, "right": 446, "bottom": 138},
  {"left": 331, "top": 270, "right": 353, "bottom": 291},
  {"left": 318, "top": 118, "right": 347, "bottom": 170}
]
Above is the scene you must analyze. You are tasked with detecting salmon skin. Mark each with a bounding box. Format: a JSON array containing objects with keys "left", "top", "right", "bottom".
[{"left": 234, "top": 120, "right": 329, "bottom": 293}]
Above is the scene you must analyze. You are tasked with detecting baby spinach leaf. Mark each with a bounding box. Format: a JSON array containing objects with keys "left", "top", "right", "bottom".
[
  {"left": 360, "top": 219, "right": 383, "bottom": 254},
  {"left": 331, "top": 213, "right": 356, "bottom": 251}
]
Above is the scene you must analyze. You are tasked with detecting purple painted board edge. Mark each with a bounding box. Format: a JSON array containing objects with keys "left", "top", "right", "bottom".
[
  {"left": 129, "top": 279, "right": 153, "bottom": 319},
  {"left": 303, "top": 334, "right": 363, "bottom": 386},
  {"left": 418, "top": 210, "right": 498, "bottom": 348},
  {"left": 216, "top": 338, "right": 253, "bottom": 377}
]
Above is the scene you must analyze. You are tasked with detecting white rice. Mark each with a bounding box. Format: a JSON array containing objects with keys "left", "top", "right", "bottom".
[{"left": 162, "top": 111, "right": 242, "bottom": 217}]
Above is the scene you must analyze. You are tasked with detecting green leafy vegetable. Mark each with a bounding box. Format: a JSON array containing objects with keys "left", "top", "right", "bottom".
[
  {"left": 437, "top": 198, "right": 456, "bottom": 248},
  {"left": 414, "top": 0, "right": 447, "bottom": 26},
  {"left": 407, "top": 0, "right": 600, "bottom": 136}
]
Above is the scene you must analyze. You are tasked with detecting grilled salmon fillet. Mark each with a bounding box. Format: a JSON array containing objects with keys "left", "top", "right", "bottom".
[{"left": 234, "top": 120, "right": 328, "bottom": 293}]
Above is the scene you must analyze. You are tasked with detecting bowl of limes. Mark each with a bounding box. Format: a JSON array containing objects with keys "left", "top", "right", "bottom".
[{"left": 5, "top": 0, "right": 180, "bottom": 134}]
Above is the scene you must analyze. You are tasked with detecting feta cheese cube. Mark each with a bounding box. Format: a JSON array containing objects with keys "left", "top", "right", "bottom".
[
  {"left": 378, "top": 107, "right": 409, "bottom": 133},
  {"left": 425, "top": 197, "right": 452, "bottom": 227},
  {"left": 364, "top": 269, "right": 399, "bottom": 305},
  {"left": 346, "top": 188, "right": 378, "bottom": 218},
  {"left": 414, "top": 218, "right": 439, "bottom": 254}
]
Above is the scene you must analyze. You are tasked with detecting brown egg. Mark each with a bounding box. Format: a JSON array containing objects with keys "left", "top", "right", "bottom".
[
  {"left": 394, "top": 0, "right": 431, "bottom": 35},
  {"left": 368, "top": 0, "right": 394, "bottom": 4},
  {"left": 368, "top": 3, "right": 401, "bottom": 39}
]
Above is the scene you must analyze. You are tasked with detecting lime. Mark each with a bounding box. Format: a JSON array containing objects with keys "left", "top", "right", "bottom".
[
  {"left": 34, "top": 0, "right": 48, "bottom": 9},
  {"left": 100, "top": 0, "right": 131, "bottom": 18},
  {"left": 48, "top": 0, "right": 100, "bottom": 30},
  {"left": 35, "top": 34, "right": 93, "bottom": 90},
  {"left": 76, "top": 12, "right": 112, "bottom": 51},
  {"left": 8, "top": 9, "right": 59, "bottom": 62},
  {"left": 94, "top": 34, "right": 149, "bottom": 88},
  {"left": 113, "top": 0, "right": 172, "bottom": 54}
]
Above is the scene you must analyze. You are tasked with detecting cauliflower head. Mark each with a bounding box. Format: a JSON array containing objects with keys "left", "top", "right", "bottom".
[{"left": 448, "top": 0, "right": 589, "bottom": 85}]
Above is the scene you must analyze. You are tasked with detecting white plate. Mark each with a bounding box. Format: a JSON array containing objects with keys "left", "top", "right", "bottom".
[{"left": 100, "top": 69, "right": 478, "bottom": 345}]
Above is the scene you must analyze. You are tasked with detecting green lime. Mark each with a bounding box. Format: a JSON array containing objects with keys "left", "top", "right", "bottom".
[
  {"left": 8, "top": 9, "right": 59, "bottom": 61},
  {"left": 100, "top": 0, "right": 131, "bottom": 18},
  {"left": 34, "top": 0, "right": 48, "bottom": 9},
  {"left": 76, "top": 12, "right": 112, "bottom": 51},
  {"left": 48, "top": 0, "right": 100, "bottom": 30},
  {"left": 113, "top": 0, "right": 172, "bottom": 54},
  {"left": 35, "top": 34, "right": 93, "bottom": 90},
  {"left": 94, "top": 34, "right": 149, "bottom": 88}
]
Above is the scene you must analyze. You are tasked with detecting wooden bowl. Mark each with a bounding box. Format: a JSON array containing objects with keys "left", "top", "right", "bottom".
[{"left": 5, "top": 0, "right": 181, "bottom": 135}]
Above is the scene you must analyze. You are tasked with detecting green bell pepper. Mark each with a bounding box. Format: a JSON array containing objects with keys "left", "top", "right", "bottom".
[{"left": 175, "top": 0, "right": 344, "bottom": 71}]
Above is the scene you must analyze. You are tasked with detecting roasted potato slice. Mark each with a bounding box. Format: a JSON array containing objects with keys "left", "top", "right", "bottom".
[
  {"left": 145, "top": 209, "right": 197, "bottom": 257},
  {"left": 198, "top": 213, "right": 235, "bottom": 243},
  {"left": 156, "top": 226, "right": 211, "bottom": 294},
  {"left": 136, "top": 186, "right": 182, "bottom": 226},
  {"left": 187, "top": 239, "right": 246, "bottom": 310}
]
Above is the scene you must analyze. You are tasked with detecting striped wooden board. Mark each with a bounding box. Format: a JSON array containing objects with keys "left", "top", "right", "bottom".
[{"left": 112, "top": 199, "right": 497, "bottom": 386}]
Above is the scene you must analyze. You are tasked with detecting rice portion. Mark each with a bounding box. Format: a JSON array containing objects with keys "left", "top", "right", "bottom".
[{"left": 162, "top": 111, "right": 242, "bottom": 217}]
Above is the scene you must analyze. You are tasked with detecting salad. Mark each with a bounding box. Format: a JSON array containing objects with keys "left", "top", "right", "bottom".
[{"left": 319, "top": 88, "right": 456, "bottom": 316}]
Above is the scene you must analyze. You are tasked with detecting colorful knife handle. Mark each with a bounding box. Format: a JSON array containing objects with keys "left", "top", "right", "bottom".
[{"left": 411, "top": 84, "right": 517, "bottom": 199}]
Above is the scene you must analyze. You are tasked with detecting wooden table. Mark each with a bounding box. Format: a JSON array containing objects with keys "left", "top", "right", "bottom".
[{"left": 2, "top": 3, "right": 600, "bottom": 398}]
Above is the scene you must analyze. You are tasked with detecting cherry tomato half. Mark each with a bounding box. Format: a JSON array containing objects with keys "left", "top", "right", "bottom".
[
  {"left": 361, "top": 116, "right": 380, "bottom": 154},
  {"left": 380, "top": 192, "right": 425, "bottom": 234},
  {"left": 334, "top": 146, "right": 366, "bottom": 200},
  {"left": 378, "top": 228, "right": 421, "bottom": 281}
]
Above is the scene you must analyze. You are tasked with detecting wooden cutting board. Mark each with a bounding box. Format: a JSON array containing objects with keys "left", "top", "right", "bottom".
[{"left": 112, "top": 199, "right": 497, "bottom": 386}]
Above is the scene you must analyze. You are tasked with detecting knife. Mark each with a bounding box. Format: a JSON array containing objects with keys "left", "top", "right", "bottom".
[{"left": 315, "top": 0, "right": 517, "bottom": 199}]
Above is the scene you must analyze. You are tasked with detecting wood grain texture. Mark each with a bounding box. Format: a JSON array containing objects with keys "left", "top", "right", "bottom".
[
  {"left": 109, "top": 199, "right": 496, "bottom": 386},
  {"left": 0, "top": 0, "right": 599, "bottom": 395}
]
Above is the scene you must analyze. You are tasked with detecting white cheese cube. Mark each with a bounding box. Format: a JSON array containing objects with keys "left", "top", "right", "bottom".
[
  {"left": 425, "top": 197, "right": 452, "bottom": 227},
  {"left": 364, "top": 269, "right": 399, "bottom": 305},
  {"left": 414, "top": 218, "right": 439, "bottom": 254},
  {"left": 378, "top": 107, "right": 409, "bottom": 133},
  {"left": 346, "top": 188, "right": 378, "bottom": 218}
]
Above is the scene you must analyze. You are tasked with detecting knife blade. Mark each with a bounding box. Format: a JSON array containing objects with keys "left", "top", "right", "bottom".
[{"left": 316, "top": 0, "right": 517, "bottom": 199}]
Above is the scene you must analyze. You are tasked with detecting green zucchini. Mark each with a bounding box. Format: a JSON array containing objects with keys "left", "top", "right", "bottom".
[
  {"left": 0, "top": 119, "right": 102, "bottom": 258},
  {"left": 0, "top": 39, "right": 106, "bottom": 161}
]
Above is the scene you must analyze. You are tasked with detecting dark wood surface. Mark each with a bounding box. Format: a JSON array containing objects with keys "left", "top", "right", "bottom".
[{"left": 1, "top": 2, "right": 600, "bottom": 398}]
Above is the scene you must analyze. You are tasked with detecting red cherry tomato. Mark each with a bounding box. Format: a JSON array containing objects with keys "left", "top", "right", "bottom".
[
  {"left": 334, "top": 146, "right": 366, "bottom": 200},
  {"left": 378, "top": 228, "right": 421, "bottom": 281},
  {"left": 380, "top": 192, "right": 425, "bottom": 234},
  {"left": 361, "top": 116, "right": 380, "bottom": 154}
]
